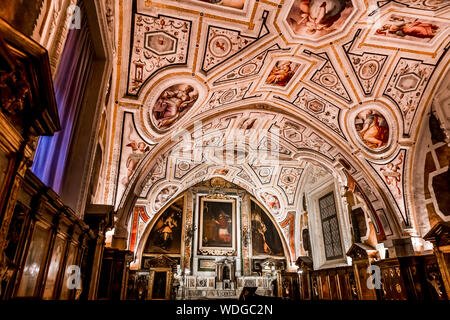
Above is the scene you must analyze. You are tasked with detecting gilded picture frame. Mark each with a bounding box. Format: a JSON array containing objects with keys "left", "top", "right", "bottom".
[{"left": 198, "top": 197, "right": 236, "bottom": 255}]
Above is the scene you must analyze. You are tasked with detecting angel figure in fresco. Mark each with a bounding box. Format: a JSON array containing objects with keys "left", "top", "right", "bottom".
[
  {"left": 153, "top": 85, "right": 198, "bottom": 129},
  {"left": 288, "top": 0, "right": 348, "bottom": 35},
  {"left": 122, "top": 141, "right": 150, "bottom": 186},
  {"left": 376, "top": 17, "right": 439, "bottom": 39},
  {"left": 266, "top": 61, "right": 297, "bottom": 87},
  {"left": 380, "top": 153, "right": 404, "bottom": 199},
  {"left": 157, "top": 211, "right": 178, "bottom": 250},
  {"left": 356, "top": 110, "right": 389, "bottom": 149}
]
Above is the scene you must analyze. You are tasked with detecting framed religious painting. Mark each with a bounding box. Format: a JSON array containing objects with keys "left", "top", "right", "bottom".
[
  {"left": 143, "top": 197, "right": 183, "bottom": 255},
  {"left": 198, "top": 197, "right": 236, "bottom": 255},
  {"left": 250, "top": 200, "right": 284, "bottom": 257}
]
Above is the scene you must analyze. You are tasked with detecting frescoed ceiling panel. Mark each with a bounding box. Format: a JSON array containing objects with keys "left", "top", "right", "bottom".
[{"left": 106, "top": 0, "right": 450, "bottom": 240}]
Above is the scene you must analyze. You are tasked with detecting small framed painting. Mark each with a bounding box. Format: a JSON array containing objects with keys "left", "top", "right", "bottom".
[{"left": 198, "top": 259, "right": 216, "bottom": 272}]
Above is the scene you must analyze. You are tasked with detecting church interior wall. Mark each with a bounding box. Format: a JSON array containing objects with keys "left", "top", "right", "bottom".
[{"left": 1, "top": 0, "right": 450, "bottom": 302}]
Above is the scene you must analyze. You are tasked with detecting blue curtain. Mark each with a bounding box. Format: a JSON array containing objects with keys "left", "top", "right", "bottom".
[{"left": 32, "top": 8, "right": 94, "bottom": 194}]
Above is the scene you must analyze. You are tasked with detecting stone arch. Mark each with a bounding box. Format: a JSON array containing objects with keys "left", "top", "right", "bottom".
[
  {"left": 112, "top": 103, "right": 404, "bottom": 250},
  {"left": 411, "top": 66, "right": 450, "bottom": 251},
  {"left": 132, "top": 180, "right": 294, "bottom": 270}
]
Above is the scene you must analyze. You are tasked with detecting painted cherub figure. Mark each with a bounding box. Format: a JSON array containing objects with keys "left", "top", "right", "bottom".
[
  {"left": 122, "top": 141, "right": 150, "bottom": 185},
  {"left": 380, "top": 154, "right": 404, "bottom": 198},
  {"left": 262, "top": 192, "right": 281, "bottom": 213},
  {"left": 154, "top": 186, "right": 178, "bottom": 210}
]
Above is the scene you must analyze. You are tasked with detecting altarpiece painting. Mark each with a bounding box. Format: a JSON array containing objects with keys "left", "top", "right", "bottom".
[{"left": 199, "top": 197, "right": 236, "bottom": 254}]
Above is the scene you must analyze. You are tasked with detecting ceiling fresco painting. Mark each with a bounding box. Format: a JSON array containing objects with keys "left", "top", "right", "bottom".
[
  {"left": 265, "top": 60, "right": 300, "bottom": 87},
  {"left": 354, "top": 109, "right": 390, "bottom": 150},
  {"left": 213, "top": 44, "right": 287, "bottom": 85},
  {"left": 115, "top": 112, "right": 155, "bottom": 205},
  {"left": 374, "top": 14, "right": 444, "bottom": 42},
  {"left": 127, "top": 10, "right": 192, "bottom": 96},
  {"left": 196, "top": 0, "right": 247, "bottom": 10},
  {"left": 305, "top": 50, "right": 352, "bottom": 102},
  {"left": 343, "top": 32, "right": 388, "bottom": 96},
  {"left": 151, "top": 83, "right": 199, "bottom": 131},
  {"left": 390, "top": 0, "right": 450, "bottom": 11},
  {"left": 286, "top": 0, "right": 354, "bottom": 38},
  {"left": 104, "top": 0, "right": 450, "bottom": 262},
  {"left": 201, "top": 10, "right": 270, "bottom": 73}
]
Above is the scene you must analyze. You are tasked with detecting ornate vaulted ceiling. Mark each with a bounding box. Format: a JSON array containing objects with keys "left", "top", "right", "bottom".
[{"left": 106, "top": 0, "right": 450, "bottom": 251}]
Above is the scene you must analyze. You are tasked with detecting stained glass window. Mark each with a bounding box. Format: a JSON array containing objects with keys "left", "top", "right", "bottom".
[{"left": 319, "top": 192, "right": 343, "bottom": 260}]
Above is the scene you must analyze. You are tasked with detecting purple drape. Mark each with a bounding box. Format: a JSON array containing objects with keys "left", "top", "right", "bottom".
[{"left": 32, "top": 9, "right": 94, "bottom": 194}]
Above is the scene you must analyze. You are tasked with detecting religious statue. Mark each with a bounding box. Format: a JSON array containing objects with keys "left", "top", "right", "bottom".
[
  {"left": 282, "top": 279, "right": 291, "bottom": 299},
  {"left": 0, "top": 241, "right": 14, "bottom": 297}
]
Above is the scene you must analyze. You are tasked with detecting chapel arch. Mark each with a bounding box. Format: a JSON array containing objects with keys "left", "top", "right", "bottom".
[
  {"left": 113, "top": 102, "right": 404, "bottom": 256},
  {"left": 132, "top": 177, "right": 294, "bottom": 271},
  {"left": 410, "top": 66, "right": 450, "bottom": 249}
]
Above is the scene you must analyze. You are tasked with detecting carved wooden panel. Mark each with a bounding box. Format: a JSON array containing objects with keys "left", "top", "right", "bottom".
[
  {"left": 336, "top": 267, "right": 356, "bottom": 300},
  {"left": 320, "top": 271, "right": 331, "bottom": 300},
  {"left": 374, "top": 258, "right": 408, "bottom": 300}
]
